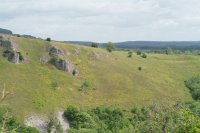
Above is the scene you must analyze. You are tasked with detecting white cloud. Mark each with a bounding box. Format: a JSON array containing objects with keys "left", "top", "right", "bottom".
[{"left": 0, "top": 0, "right": 200, "bottom": 41}]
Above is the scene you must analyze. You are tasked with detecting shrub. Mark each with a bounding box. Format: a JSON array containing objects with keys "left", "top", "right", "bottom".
[
  {"left": 51, "top": 82, "right": 59, "bottom": 90},
  {"left": 141, "top": 53, "right": 147, "bottom": 58},
  {"left": 106, "top": 42, "right": 115, "bottom": 52},
  {"left": 165, "top": 47, "right": 173, "bottom": 55},
  {"left": 3, "top": 50, "right": 13, "bottom": 57},
  {"left": 138, "top": 67, "right": 142, "bottom": 71},
  {"left": 17, "top": 52, "right": 24, "bottom": 61},
  {"left": 0, "top": 108, "right": 39, "bottom": 132},
  {"left": 91, "top": 43, "right": 99, "bottom": 48},
  {"left": 128, "top": 51, "right": 133, "bottom": 58},
  {"left": 137, "top": 51, "right": 141, "bottom": 55},
  {"left": 49, "top": 56, "right": 59, "bottom": 65},
  {"left": 46, "top": 38, "right": 51, "bottom": 42},
  {"left": 80, "top": 81, "right": 90, "bottom": 91},
  {"left": 47, "top": 116, "right": 63, "bottom": 133},
  {"left": 185, "top": 76, "right": 200, "bottom": 100},
  {"left": 64, "top": 105, "right": 95, "bottom": 129}
]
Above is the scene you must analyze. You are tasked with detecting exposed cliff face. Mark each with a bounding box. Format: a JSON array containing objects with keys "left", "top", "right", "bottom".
[
  {"left": 0, "top": 40, "right": 13, "bottom": 49},
  {"left": 49, "top": 46, "right": 65, "bottom": 57},
  {"left": 48, "top": 46, "right": 79, "bottom": 75},
  {"left": 0, "top": 35, "right": 23, "bottom": 64},
  {"left": 54, "top": 59, "right": 75, "bottom": 74}
]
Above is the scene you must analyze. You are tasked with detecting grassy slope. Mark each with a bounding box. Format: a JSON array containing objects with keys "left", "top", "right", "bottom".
[{"left": 0, "top": 36, "right": 199, "bottom": 120}]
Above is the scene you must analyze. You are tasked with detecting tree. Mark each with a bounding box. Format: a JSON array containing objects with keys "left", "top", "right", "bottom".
[
  {"left": 106, "top": 42, "right": 115, "bottom": 52},
  {"left": 137, "top": 51, "right": 141, "bottom": 55},
  {"left": 46, "top": 38, "right": 51, "bottom": 42},
  {"left": 165, "top": 47, "right": 173, "bottom": 55},
  {"left": 91, "top": 42, "right": 99, "bottom": 48},
  {"left": 128, "top": 51, "right": 133, "bottom": 58}
]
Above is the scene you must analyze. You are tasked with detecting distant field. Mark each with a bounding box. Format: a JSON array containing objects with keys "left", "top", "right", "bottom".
[{"left": 0, "top": 37, "right": 199, "bottom": 121}]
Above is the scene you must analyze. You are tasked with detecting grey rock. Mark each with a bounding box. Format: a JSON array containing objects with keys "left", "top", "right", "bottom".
[
  {"left": 0, "top": 40, "right": 13, "bottom": 49},
  {"left": 10, "top": 52, "right": 20, "bottom": 64},
  {"left": 49, "top": 46, "right": 65, "bottom": 57},
  {"left": 39, "top": 56, "right": 49, "bottom": 64},
  {"left": 4, "top": 51, "right": 20, "bottom": 64},
  {"left": 0, "top": 36, "right": 23, "bottom": 64},
  {"left": 48, "top": 46, "right": 79, "bottom": 76},
  {"left": 54, "top": 59, "right": 75, "bottom": 74}
]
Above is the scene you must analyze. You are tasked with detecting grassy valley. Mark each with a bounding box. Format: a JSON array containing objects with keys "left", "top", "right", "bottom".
[
  {"left": 0, "top": 35, "right": 200, "bottom": 132},
  {"left": 0, "top": 36, "right": 198, "bottom": 117}
]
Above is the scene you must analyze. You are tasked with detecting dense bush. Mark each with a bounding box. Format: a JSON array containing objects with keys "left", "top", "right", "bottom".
[
  {"left": 91, "top": 43, "right": 99, "bottom": 48},
  {"left": 185, "top": 76, "right": 200, "bottom": 100},
  {"left": 64, "top": 105, "right": 95, "bottom": 129},
  {"left": 90, "top": 107, "right": 130, "bottom": 132},
  {"left": 46, "top": 38, "right": 51, "bottom": 41},
  {"left": 64, "top": 103, "right": 200, "bottom": 133}
]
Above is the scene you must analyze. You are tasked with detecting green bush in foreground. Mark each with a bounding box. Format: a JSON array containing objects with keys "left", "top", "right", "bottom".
[
  {"left": 0, "top": 108, "right": 39, "bottom": 133},
  {"left": 185, "top": 76, "right": 200, "bottom": 100},
  {"left": 64, "top": 103, "right": 200, "bottom": 133}
]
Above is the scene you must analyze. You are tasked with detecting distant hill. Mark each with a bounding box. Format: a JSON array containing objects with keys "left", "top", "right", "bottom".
[
  {"left": 0, "top": 28, "right": 12, "bottom": 34},
  {"left": 64, "top": 41, "right": 200, "bottom": 50}
]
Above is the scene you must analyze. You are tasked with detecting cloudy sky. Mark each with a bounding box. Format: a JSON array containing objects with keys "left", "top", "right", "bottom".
[{"left": 1, "top": 0, "right": 200, "bottom": 42}]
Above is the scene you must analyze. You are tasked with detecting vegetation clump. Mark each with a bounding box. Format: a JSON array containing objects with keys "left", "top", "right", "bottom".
[
  {"left": 3, "top": 50, "right": 24, "bottom": 62},
  {"left": 141, "top": 53, "right": 147, "bottom": 58},
  {"left": 128, "top": 51, "right": 133, "bottom": 58},
  {"left": 91, "top": 42, "right": 99, "bottom": 48},
  {"left": 106, "top": 42, "right": 115, "bottom": 52},
  {"left": 137, "top": 51, "right": 141, "bottom": 55},
  {"left": 46, "top": 38, "right": 51, "bottom": 42},
  {"left": 138, "top": 67, "right": 142, "bottom": 71},
  {"left": 47, "top": 116, "right": 63, "bottom": 133},
  {"left": 0, "top": 108, "right": 39, "bottom": 133},
  {"left": 17, "top": 52, "right": 24, "bottom": 61},
  {"left": 79, "top": 81, "right": 91, "bottom": 91},
  {"left": 185, "top": 76, "right": 200, "bottom": 100},
  {"left": 64, "top": 103, "right": 200, "bottom": 133}
]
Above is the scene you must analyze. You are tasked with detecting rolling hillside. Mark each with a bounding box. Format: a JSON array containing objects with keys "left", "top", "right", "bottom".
[{"left": 0, "top": 35, "right": 199, "bottom": 121}]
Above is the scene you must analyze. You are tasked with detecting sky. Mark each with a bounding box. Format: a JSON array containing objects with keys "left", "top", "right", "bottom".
[{"left": 1, "top": 0, "right": 200, "bottom": 42}]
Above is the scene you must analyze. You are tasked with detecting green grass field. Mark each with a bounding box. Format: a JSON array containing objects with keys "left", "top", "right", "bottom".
[{"left": 0, "top": 36, "right": 199, "bottom": 121}]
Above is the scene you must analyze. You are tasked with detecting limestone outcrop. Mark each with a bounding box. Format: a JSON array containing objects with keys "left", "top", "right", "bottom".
[
  {"left": 0, "top": 35, "right": 23, "bottom": 64},
  {"left": 48, "top": 46, "right": 79, "bottom": 76},
  {"left": 48, "top": 46, "right": 65, "bottom": 57}
]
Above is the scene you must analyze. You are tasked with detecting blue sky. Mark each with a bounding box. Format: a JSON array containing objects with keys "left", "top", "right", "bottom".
[{"left": 1, "top": 0, "right": 200, "bottom": 42}]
